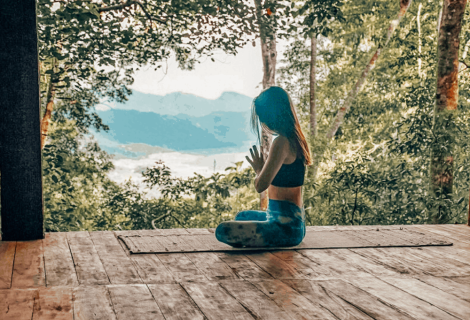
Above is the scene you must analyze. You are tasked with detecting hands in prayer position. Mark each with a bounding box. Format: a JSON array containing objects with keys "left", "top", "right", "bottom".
[{"left": 245, "top": 145, "right": 265, "bottom": 174}]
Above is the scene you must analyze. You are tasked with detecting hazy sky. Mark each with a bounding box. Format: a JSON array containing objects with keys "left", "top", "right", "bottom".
[{"left": 130, "top": 39, "right": 289, "bottom": 100}]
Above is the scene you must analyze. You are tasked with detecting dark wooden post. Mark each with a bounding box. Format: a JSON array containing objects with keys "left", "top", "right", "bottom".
[{"left": 0, "top": 0, "right": 44, "bottom": 240}]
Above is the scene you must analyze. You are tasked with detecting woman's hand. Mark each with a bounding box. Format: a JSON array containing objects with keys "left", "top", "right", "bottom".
[{"left": 245, "top": 145, "right": 265, "bottom": 174}]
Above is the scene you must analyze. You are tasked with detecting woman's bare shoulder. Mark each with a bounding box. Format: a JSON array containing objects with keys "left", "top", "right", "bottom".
[{"left": 271, "top": 135, "right": 291, "bottom": 155}]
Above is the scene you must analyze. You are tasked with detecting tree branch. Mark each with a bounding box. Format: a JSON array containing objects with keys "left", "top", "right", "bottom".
[{"left": 98, "top": 0, "right": 166, "bottom": 25}]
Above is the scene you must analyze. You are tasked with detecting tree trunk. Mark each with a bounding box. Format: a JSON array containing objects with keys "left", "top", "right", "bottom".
[
  {"left": 325, "top": 0, "right": 412, "bottom": 142},
  {"left": 310, "top": 35, "right": 317, "bottom": 138},
  {"left": 308, "top": 34, "right": 319, "bottom": 180},
  {"left": 40, "top": 58, "right": 57, "bottom": 149},
  {"left": 308, "top": 0, "right": 412, "bottom": 183},
  {"left": 254, "top": 0, "right": 277, "bottom": 210},
  {"left": 430, "top": 0, "right": 467, "bottom": 224},
  {"left": 468, "top": 186, "right": 470, "bottom": 226}
]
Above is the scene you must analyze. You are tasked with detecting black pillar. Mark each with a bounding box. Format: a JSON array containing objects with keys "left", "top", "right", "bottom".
[{"left": 0, "top": 0, "right": 44, "bottom": 240}]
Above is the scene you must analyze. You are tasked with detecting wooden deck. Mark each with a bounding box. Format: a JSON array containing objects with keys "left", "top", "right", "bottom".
[{"left": 1, "top": 224, "right": 469, "bottom": 320}]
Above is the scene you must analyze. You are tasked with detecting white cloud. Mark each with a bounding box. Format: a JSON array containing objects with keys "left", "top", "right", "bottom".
[{"left": 130, "top": 38, "right": 289, "bottom": 100}]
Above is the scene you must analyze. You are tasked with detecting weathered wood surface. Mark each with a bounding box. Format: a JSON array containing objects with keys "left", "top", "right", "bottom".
[
  {"left": 0, "top": 225, "right": 469, "bottom": 319},
  {"left": 73, "top": 286, "right": 116, "bottom": 320},
  {"left": 0, "top": 289, "right": 37, "bottom": 320},
  {"left": 89, "top": 231, "right": 142, "bottom": 284},
  {"left": 33, "top": 287, "right": 74, "bottom": 320},
  {"left": 12, "top": 240, "right": 45, "bottom": 288},
  {"left": 43, "top": 233, "right": 79, "bottom": 287},
  {"left": 120, "top": 227, "right": 452, "bottom": 253},
  {"left": 147, "top": 283, "right": 205, "bottom": 320},
  {"left": 0, "top": 241, "right": 16, "bottom": 289},
  {"left": 181, "top": 281, "right": 253, "bottom": 320},
  {"left": 108, "top": 284, "right": 165, "bottom": 320},
  {"left": 67, "top": 232, "right": 109, "bottom": 285},
  {"left": 219, "top": 280, "right": 292, "bottom": 319}
]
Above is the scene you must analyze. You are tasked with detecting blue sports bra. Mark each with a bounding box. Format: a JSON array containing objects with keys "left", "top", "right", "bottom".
[{"left": 271, "top": 157, "right": 306, "bottom": 188}]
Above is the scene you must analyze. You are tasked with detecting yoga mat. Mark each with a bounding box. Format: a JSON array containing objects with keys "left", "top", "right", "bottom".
[{"left": 118, "top": 227, "right": 452, "bottom": 254}]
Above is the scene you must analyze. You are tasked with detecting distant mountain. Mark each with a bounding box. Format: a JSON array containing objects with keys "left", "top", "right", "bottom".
[
  {"left": 97, "top": 90, "right": 255, "bottom": 117},
  {"left": 89, "top": 91, "right": 258, "bottom": 157}
]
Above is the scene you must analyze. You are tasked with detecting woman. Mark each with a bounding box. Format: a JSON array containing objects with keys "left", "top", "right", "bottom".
[{"left": 215, "top": 86, "right": 313, "bottom": 247}]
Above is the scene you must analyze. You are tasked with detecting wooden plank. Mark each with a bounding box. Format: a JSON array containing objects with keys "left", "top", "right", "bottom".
[
  {"left": 444, "top": 275, "right": 470, "bottom": 287},
  {"left": 185, "top": 252, "right": 241, "bottom": 281},
  {"left": 367, "top": 247, "right": 456, "bottom": 276},
  {"left": 33, "top": 287, "right": 73, "bottom": 320},
  {"left": 340, "top": 229, "right": 412, "bottom": 247},
  {"left": 245, "top": 252, "right": 306, "bottom": 279},
  {"left": 271, "top": 250, "right": 336, "bottom": 279},
  {"left": 0, "top": 289, "right": 37, "bottom": 320},
  {"left": 401, "top": 247, "right": 470, "bottom": 276},
  {"left": 89, "top": 231, "right": 141, "bottom": 284},
  {"left": 305, "top": 225, "right": 407, "bottom": 232},
  {"left": 181, "top": 282, "right": 253, "bottom": 320},
  {"left": 378, "top": 229, "right": 451, "bottom": 246},
  {"left": 414, "top": 275, "right": 470, "bottom": 303},
  {"left": 186, "top": 228, "right": 213, "bottom": 235},
  {"left": 283, "top": 279, "right": 374, "bottom": 319},
  {"left": 12, "top": 240, "right": 45, "bottom": 288},
  {"left": 382, "top": 277, "right": 470, "bottom": 319},
  {"left": 73, "top": 286, "right": 116, "bottom": 320},
  {"left": 220, "top": 280, "right": 291, "bottom": 319},
  {"left": 43, "top": 233, "right": 78, "bottom": 287},
  {"left": 329, "top": 249, "right": 400, "bottom": 277},
  {"left": 108, "top": 284, "right": 165, "bottom": 320},
  {"left": 350, "top": 248, "right": 422, "bottom": 275},
  {"left": 67, "top": 232, "right": 109, "bottom": 285},
  {"left": 157, "top": 253, "right": 208, "bottom": 282},
  {"left": 319, "top": 279, "right": 414, "bottom": 319},
  {"left": 130, "top": 254, "right": 176, "bottom": 284},
  {"left": 116, "top": 232, "right": 170, "bottom": 292},
  {"left": 431, "top": 224, "right": 470, "bottom": 237},
  {"left": 299, "top": 249, "right": 371, "bottom": 278},
  {"left": 414, "top": 225, "right": 470, "bottom": 245},
  {"left": 347, "top": 276, "right": 458, "bottom": 320},
  {"left": 296, "top": 230, "right": 375, "bottom": 248},
  {"left": 139, "top": 229, "right": 189, "bottom": 236},
  {"left": 422, "top": 246, "right": 470, "bottom": 265},
  {"left": 214, "top": 252, "right": 273, "bottom": 280},
  {"left": 251, "top": 279, "right": 337, "bottom": 319},
  {"left": 0, "top": 241, "right": 16, "bottom": 288},
  {"left": 147, "top": 283, "right": 205, "bottom": 320}
]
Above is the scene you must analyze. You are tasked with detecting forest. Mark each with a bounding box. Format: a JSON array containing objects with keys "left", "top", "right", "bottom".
[{"left": 2, "top": 0, "right": 468, "bottom": 232}]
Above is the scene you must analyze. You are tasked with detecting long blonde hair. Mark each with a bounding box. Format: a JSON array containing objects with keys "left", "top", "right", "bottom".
[{"left": 251, "top": 86, "right": 312, "bottom": 166}]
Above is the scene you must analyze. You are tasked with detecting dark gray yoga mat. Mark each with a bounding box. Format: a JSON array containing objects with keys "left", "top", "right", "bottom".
[{"left": 118, "top": 227, "right": 452, "bottom": 254}]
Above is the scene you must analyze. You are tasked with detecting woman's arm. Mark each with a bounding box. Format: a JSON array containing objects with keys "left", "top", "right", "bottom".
[{"left": 246, "top": 136, "right": 290, "bottom": 193}]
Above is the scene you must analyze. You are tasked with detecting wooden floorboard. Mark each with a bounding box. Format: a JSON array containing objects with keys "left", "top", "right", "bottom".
[
  {"left": 147, "top": 283, "right": 205, "bottom": 320},
  {"left": 43, "top": 233, "right": 79, "bottom": 287},
  {"left": 11, "top": 240, "right": 45, "bottom": 288},
  {"left": 0, "top": 225, "right": 469, "bottom": 320},
  {"left": 181, "top": 281, "right": 254, "bottom": 320},
  {"left": 33, "top": 287, "right": 74, "bottom": 320},
  {"left": 89, "top": 231, "right": 142, "bottom": 284},
  {"left": 67, "top": 232, "right": 109, "bottom": 285},
  {"left": 107, "top": 284, "right": 165, "bottom": 320},
  {"left": 0, "top": 241, "right": 16, "bottom": 289},
  {"left": 73, "top": 286, "right": 116, "bottom": 320}
]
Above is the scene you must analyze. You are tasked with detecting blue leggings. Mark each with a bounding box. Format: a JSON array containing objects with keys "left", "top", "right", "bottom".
[{"left": 215, "top": 199, "right": 306, "bottom": 248}]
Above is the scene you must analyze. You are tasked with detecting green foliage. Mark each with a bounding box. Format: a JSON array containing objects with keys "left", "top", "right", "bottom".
[
  {"left": 278, "top": 0, "right": 470, "bottom": 225},
  {"left": 33, "top": 0, "right": 470, "bottom": 232}
]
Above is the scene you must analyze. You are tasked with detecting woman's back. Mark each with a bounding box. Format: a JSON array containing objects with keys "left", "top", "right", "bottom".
[{"left": 268, "top": 137, "right": 304, "bottom": 207}]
